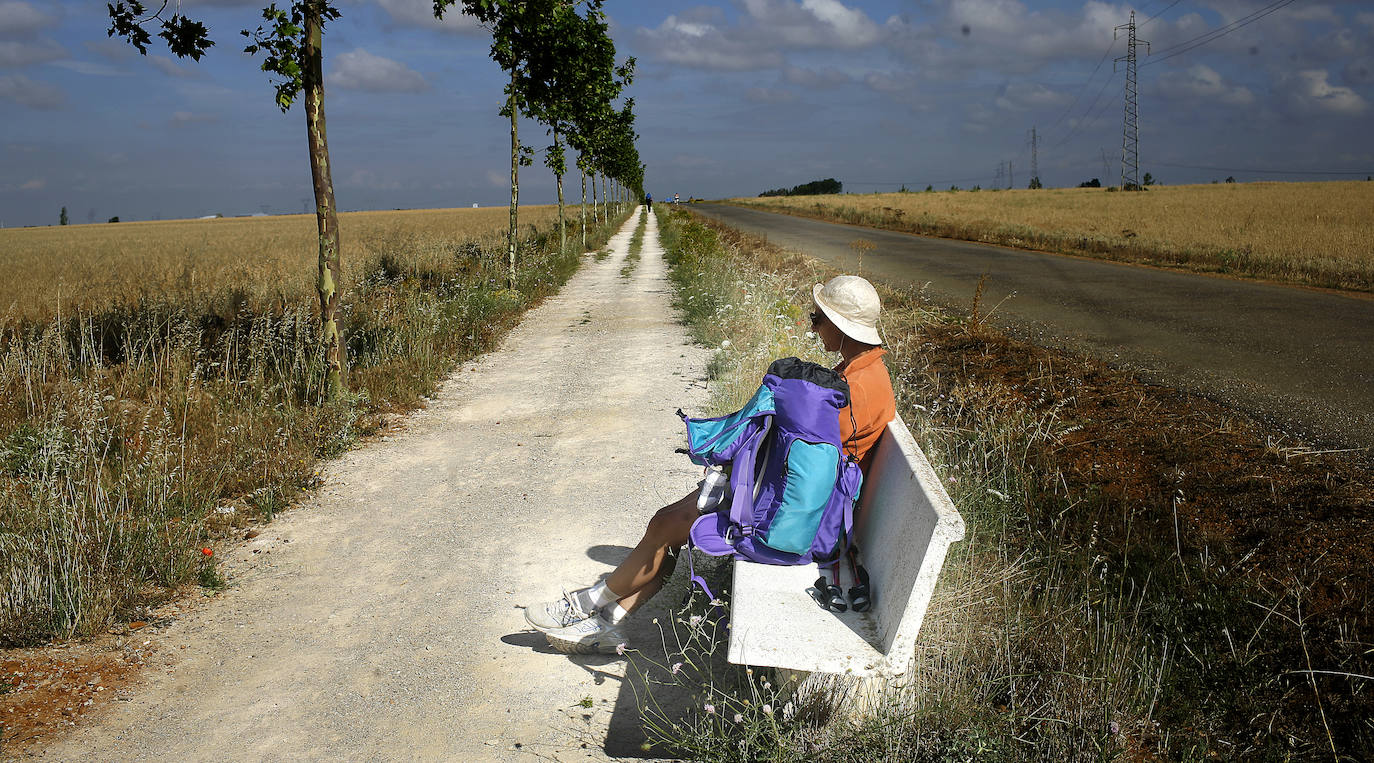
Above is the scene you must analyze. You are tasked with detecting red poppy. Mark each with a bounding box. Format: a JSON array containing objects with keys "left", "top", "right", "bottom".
[{"left": 200, "top": 547, "right": 213, "bottom": 557}]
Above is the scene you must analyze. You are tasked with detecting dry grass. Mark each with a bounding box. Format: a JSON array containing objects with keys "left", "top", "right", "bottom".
[
  {"left": 649, "top": 206, "right": 1372, "bottom": 760},
  {"left": 0, "top": 202, "right": 629, "bottom": 647},
  {"left": 0, "top": 206, "right": 562, "bottom": 321},
  {"left": 736, "top": 181, "right": 1374, "bottom": 292}
]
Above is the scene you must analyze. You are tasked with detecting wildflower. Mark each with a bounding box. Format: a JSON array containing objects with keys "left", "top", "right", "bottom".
[
  {"left": 200, "top": 547, "right": 213, "bottom": 557},
  {"left": 720, "top": 340, "right": 731, "bottom": 349},
  {"left": 615, "top": 643, "right": 626, "bottom": 655},
  {"left": 762, "top": 704, "right": 773, "bottom": 715},
  {"left": 671, "top": 662, "right": 683, "bottom": 674},
  {"left": 704, "top": 704, "right": 716, "bottom": 715},
  {"left": 783, "top": 702, "right": 794, "bottom": 720},
  {"left": 733, "top": 713, "right": 744, "bottom": 723},
  {"left": 1110, "top": 721, "right": 1120, "bottom": 735},
  {"left": 689, "top": 614, "right": 703, "bottom": 627}
]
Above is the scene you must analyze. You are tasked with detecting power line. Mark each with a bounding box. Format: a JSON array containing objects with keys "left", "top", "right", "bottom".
[
  {"left": 846, "top": 173, "right": 1001, "bottom": 188},
  {"left": 1051, "top": 68, "right": 1120, "bottom": 149},
  {"left": 1143, "top": 0, "right": 1186, "bottom": 26},
  {"left": 1142, "top": 0, "right": 1299, "bottom": 67},
  {"left": 1149, "top": 161, "right": 1373, "bottom": 175},
  {"left": 1046, "top": 37, "right": 1118, "bottom": 134}
]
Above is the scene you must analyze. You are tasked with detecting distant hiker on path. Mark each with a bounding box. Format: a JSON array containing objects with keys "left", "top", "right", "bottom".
[
  {"left": 644, "top": 192, "right": 652, "bottom": 209},
  {"left": 525, "top": 275, "right": 896, "bottom": 654}
]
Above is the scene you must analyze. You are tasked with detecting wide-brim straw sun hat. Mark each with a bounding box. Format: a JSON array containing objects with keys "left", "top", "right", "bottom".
[{"left": 812, "top": 275, "right": 882, "bottom": 345}]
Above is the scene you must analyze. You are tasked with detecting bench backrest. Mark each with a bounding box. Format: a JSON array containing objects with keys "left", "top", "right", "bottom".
[{"left": 853, "top": 416, "right": 966, "bottom": 675}]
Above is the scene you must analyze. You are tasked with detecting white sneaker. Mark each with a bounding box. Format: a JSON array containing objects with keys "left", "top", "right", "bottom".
[
  {"left": 543, "top": 615, "right": 627, "bottom": 655},
  {"left": 525, "top": 589, "right": 595, "bottom": 631}
]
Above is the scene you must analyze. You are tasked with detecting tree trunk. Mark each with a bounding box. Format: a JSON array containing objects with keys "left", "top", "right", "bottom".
[
  {"left": 506, "top": 75, "right": 519, "bottom": 290},
  {"left": 591, "top": 172, "right": 598, "bottom": 225},
  {"left": 304, "top": 3, "right": 343, "bottom": 402},
  {"left": 602, "top": 175, "right": 607, "bottom": 220},
  {"left": 554, "top": 128, "right": 564, "bottom": 255},
  {"left": 580, "top": 168, "right": 586, "bottom": 251}
]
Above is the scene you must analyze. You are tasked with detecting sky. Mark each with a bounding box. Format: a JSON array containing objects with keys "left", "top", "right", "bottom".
[{"left": 1, "top": 0, "right": 1371, "bottom": 227}]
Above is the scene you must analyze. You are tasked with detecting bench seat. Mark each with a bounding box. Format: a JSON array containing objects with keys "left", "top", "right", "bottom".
[{"left": 726, "top": 415, "right": 966, "bottom": 680}]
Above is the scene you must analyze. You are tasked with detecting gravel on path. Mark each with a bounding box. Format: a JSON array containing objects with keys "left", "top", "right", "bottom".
[{"left": 36, "top": 209, "right": 712, "bottom": 761}]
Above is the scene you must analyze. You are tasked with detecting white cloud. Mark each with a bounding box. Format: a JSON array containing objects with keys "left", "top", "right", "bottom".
[
  {"left": 0, "top": 38, "right": 65, "bottom": 67},
  {"left": 1158, "top": 64, "right": 1254, "bottom": 106},
  {"left": 0, "top": 1, "right": 54, "bottom": 38},
  {"left": 374, "top": 0, "right": 482, "bottom": 34},
  {"left": 1344, "top": 59, "right": 1374, "bottom": 87},
  {"left": 485, "top": 168, "right": 509, "bottom": 188},
  {"left": 150, "top": 56, "right": 200, "bottom": 78},
  {"left": 0, "top": 73, "right": 62, "bottom": 109},
  {"left": 746, "top": 86, "right": 798, "bottom": 104},
  {"left": 19, "top": 177, "right": 44, "bottom": 190},
  {"left": 344, "top": 169, "right": 403, "bottom": 191},
  {"left": 637, "top": 0, "right": 881, "bottom": 72},
  {"left": 639, "top": 15, "right": 783, "bottom": 71},
  {"left": 783, "top": 65, "right": 851, "bottom": 88},
  {"left": 170, "top": 111, "right": 218, "bottom": 127},
  {"left": 741, "top": 0, "right": 882, "bottom": 48},
  {"left": 50, "top": 59, "right": 129, "bottom": 77},
  {"left": 995, "top": 81, "right": 1071, "bottom": 111},
  {"left": 886, "top": 0, "right": 1144, "bottom": 78},
  {"left": 1278, "top": 69, "right": 1368, "bottom": 116},
  {"left": 862, "top": 70, "right": 917, "bottom": 94},
  {"left": 328, "top": 49, "right": 428, "bottom": 93}
]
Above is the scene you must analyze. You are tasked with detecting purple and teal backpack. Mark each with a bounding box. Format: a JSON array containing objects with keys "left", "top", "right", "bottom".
[{"left": 682, "top": 357, "right": 864, "bottom": 566}]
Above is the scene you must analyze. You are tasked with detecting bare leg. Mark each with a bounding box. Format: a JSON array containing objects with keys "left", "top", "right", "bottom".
[{"left": 605, "top": 489, "right": 699, "bottom": 612}]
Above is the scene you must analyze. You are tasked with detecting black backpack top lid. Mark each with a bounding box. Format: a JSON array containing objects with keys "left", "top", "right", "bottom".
[{"left": 765, "top": 357, "right": 850, "bottom": 408}]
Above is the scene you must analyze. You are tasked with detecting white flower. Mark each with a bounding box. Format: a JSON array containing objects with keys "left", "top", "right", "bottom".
[
  {"left": 705, "top": 703, "right": 716, "bottom": 715},
  {"left": 720, "top": 340, "right": 731, "bottom": 348},
  {"left": 615, "top": 643, "right": 626, "bottom": 655},
  {"left": 805, "top": 331, "right": 816, "bottom": 339},
  {"left": 762, "top": 704, "right": 773, "bottom": 715},
  {"left": 783, "top": 702, "right": 794, "bottom": 720},
  {"left": 671, "top": 662, "right": 683, "bottom": 674},
  {"left": 733, "top": 713, "right": 744, "bottom": 723}
]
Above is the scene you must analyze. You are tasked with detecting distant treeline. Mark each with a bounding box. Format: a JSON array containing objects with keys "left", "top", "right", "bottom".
[{"left": 759, "top": 178, "right": 842, "bottom": 197}]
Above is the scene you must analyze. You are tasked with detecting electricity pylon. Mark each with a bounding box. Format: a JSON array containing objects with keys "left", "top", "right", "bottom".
[{"left": 1115, "top": 11, "right": 1150, "bottom": 189}]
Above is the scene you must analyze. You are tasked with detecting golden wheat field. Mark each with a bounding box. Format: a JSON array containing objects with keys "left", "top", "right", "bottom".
[
  {"left": 739, "top": 181, "right": 1374, "bottom": 291},
  {"left": 0, "top": 205, "right": 566, "bottom": 320}
]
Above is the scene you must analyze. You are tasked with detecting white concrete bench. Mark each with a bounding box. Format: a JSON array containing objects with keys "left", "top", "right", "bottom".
[{"left": 725, "top": 415, "right": 966, "bottom": 683}]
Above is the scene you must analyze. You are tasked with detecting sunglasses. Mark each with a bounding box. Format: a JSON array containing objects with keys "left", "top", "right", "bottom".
[{"left": 810, "top": 310, "right": 824, "bottom": 325}]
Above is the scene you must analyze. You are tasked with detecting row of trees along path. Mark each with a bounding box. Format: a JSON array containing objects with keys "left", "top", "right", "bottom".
[{"left": 106, "top": 0, "right": 644, "bottom": 401}]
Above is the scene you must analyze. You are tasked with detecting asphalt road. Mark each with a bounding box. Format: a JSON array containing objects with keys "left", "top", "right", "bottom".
[{"left": 691, "top": 203, "right": 1374, "bottom": 451}]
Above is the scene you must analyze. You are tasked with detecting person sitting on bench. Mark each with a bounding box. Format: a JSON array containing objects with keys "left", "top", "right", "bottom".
[{"left": 525, "top": 275, "right": 896, "bottom": 654}]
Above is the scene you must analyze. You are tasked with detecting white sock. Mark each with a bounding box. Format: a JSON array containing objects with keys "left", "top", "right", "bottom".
[
  {"left": 603, "top": 603, "right": 629, "bottom": 624},
  {"left": 573, "top": 581, "right": 617, "bottom": 613}
]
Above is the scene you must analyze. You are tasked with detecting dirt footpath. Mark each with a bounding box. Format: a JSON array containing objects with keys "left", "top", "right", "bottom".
[{"left": 31, "top": 210, "right": 711, "bottom": 761}]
